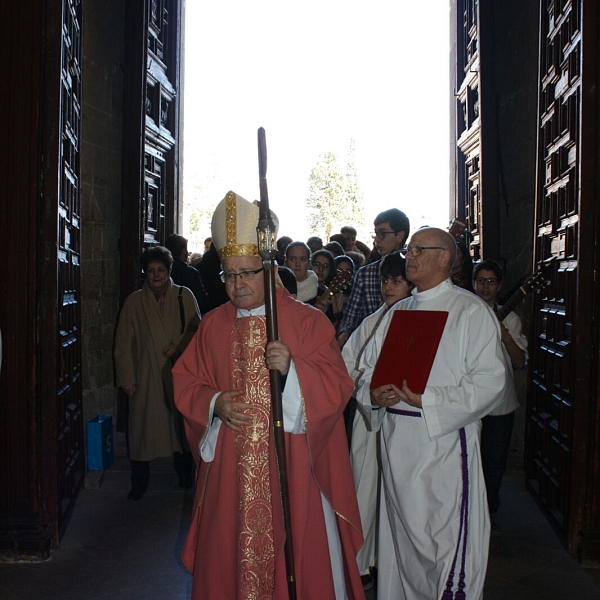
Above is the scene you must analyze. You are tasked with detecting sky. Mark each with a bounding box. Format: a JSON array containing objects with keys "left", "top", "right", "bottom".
[{"left": 182, "top": 1, "right": 450, "bottom": 249}]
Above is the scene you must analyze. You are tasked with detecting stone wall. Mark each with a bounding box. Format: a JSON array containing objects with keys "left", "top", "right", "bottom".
[{"left": 80, "top": 2, "right": 125, "bottom": 428}]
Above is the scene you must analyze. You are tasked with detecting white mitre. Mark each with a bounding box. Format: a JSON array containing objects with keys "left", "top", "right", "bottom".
[{"left": 211, "top": 190, "right": 279, "bottom": 260}]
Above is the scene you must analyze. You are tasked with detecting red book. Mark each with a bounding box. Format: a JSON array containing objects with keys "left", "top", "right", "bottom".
[{"left": 370, "top": 310, "right": 449, "bottom": 394}]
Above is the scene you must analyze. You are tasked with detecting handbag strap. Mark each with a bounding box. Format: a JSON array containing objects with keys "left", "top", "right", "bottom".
[{"left": 178, "top": 286, "right": 185, "bottom": 334}]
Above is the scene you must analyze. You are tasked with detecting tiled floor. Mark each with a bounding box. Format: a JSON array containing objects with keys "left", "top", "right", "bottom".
[{"left": 1, "top": 458, "right": 599, "bottom": 600}]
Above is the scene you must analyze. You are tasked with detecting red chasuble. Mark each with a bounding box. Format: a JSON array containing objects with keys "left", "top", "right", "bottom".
[{"left": 173, "top": 288, "right": 365, "bottom": 600}]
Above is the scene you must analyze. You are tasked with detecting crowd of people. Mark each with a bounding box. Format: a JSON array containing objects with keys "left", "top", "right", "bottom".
[{"left": 113, "top": 190, "right": 528, "bottom": 600}]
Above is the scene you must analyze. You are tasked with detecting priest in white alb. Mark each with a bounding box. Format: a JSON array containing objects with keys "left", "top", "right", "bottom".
[{"left": 351, "top": 227, "right": 506, "bottom": 600}]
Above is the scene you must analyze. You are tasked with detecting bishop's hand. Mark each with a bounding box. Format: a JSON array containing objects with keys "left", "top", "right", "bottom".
[
  {"left": 265, "top": 340, "right": 291, "bottom": 375},
  {"left": 215, "top": 390, "right": 251, "bottom": 431}
]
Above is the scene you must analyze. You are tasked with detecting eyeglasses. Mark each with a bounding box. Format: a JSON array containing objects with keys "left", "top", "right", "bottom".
[
  {"left": 220, "top": 268, "right": 264, "bottom": 283},
  {"left": 372, "top": 229, "right": 397, "bottom": 240},
  {"left": 380, "top": 277, "right": 406, "bottom": 285},
  {"left": 474, "top": 277, "right": 499, "bottom": 286},
  {"left": 401, "top": 246, "right": 445, "bottom": 257},
  {"left": 311, "top": 260, "right": 330, "bottom": 271}
]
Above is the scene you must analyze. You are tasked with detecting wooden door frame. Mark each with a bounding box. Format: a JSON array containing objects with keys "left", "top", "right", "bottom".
[
  {"left": 528, "top": 0, "right": 600, "bottom": 561},
  {"left": 120, "top": 0, "right": 185, "bottom": 302}
]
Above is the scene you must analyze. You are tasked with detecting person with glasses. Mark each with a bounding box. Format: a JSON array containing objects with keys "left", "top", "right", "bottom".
[
  {"left": 173, "top": 191, "right": 365, "bottom": 600},
  {"left": 342, "top": 251, "right": 413, "bottom": 590},
  {"left": 473, "top": 260, "right": 527, "bottom": 537},
  {"left": 337, "top": 208, "right": 410, "bottom": 348},
  {"left": 285, "top": 241, "right": 318, "bottom": 303},
  {"left": 351, "top": 227, "right": 506, "bottom": 600},
  {"left": 332, "top": 254, "right": 356, "bottom": 332},
  {"left": 335, "top": 254, "right": 356, "bottom": 298},
  {"left": 310, "top": 249, "right": 344, "bottom": 327}
]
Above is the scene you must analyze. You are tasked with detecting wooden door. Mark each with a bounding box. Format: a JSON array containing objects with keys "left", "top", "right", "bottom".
[
  {"left": 528, "top": 0, "right": 600, "bottom": 559},
  {"left": 453, "top": 0, "right": 481, "bottom": 258},
  {"left": 120, "top": 0, "right": 184, "bottom": 299},
  {"left": 0, "top": 0, "right": 84, "bottom": 555},
  {"left": 452, "top": 0, "right": 501, "bottom": 261},
  {"left": 39, "top": 0, "right": 85, "bottom": 541}
]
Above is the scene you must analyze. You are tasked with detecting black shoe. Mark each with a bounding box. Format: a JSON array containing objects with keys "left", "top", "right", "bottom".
[{"left": 130, "top": 460, "right": 150, "bottom": 498}]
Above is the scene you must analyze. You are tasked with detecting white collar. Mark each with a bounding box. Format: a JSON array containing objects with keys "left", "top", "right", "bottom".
[{"left": 237, "top": 305, "right": 266, "bottom": 317}]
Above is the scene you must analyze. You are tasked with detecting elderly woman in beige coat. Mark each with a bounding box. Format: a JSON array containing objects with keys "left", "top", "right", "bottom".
[{"left": 115, "top": 246, "right": 200, "bottom": 500}]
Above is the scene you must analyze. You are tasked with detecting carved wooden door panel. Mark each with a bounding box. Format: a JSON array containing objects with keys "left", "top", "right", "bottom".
[
  {"left": 55, "top": 0, "right": 84, "bottom": 533},
  {"left": 36, "top": 0, "right": 85, "bottom": 540},
  {"left": 454, "top": 0, "right": 481, "bottom": 260},
  {"left": 120, "top": 0, "right": 184, "bottom": 299},
  {"left": 454, "top": 0, "right": 503, "bottom": 262},
  {"left": 528, "top": 0, "right": 600, "bottom": 556},
  {"left": 0, "top": 0, "right": 84, "bottom": 555}
]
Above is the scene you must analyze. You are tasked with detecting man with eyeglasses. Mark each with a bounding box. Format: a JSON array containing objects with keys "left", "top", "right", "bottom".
[
  {"left": 351, "top": 227, "right": 506, "bottom": 600},
  {"left": 337, "top": 208, "right": 410, "bottom": 348},
  {"left": 473, "top": 260, "right": 527, "bottom": 537},
  {"left": 172, "top": 191, "right": 365, "bottom": 600}
]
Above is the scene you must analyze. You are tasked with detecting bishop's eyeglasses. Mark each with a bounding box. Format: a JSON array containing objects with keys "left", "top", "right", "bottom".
[{"left": 220, "top": 268, "right": 264, "bottom": 283}]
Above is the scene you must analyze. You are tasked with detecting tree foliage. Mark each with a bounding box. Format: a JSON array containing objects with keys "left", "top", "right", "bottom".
[
  {"left": 306, "top": 139, "right": 366, "bottom": 240},
  {"left": 307, "top": 152, "right": 345, "bottom": 240},
  {"left": 343, "top": 138, "right": 366, "bottom": 230}
]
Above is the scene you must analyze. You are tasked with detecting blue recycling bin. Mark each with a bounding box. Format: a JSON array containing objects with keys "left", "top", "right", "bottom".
[{"left": 86, "top": 415, "right": 115, "bottom": 471}]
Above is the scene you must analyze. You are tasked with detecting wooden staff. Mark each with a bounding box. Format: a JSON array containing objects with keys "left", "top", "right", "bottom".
[{"left": 256, "top": 127, "right": 297, "bottom": 600}]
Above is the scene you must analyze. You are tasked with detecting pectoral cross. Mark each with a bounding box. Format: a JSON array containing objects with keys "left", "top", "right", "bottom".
[{"left": 246, "top": 318, "right": 262, "bottom": 348}]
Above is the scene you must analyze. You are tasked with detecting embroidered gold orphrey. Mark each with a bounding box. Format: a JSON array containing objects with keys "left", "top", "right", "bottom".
[
  {"left": 220, "top": 190, "right": 259, "bottom": 259},
  {"left": 231, "top": 316, "right": 275, "bottom": 599}
]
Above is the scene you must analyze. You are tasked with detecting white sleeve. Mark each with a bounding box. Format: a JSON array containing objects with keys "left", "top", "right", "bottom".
[
  {"left": 421, "top": 304, "right": 506, "bottom": 439},
  {"left": 199, "top": 393, "right": 221, "bottom": 462},
  {"left": 281, "top": 360, "right": 305, "bottom": 434},
  {"left": 503, "top": 311, "right": 528, "bottom": 363}
]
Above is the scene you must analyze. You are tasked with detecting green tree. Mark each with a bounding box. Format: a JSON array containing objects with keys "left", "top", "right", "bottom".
[
  {"left": 306, "top": 141, "right": 366, "bottom": 240},
  {"left": 306, "top": 152, "right": 346, "bottom": 240},
  {"left": 343, "top": 138, "right": 366, "bottom": 230}
]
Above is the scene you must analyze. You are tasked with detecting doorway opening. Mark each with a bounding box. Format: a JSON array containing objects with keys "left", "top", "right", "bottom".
[{"left": 182, "top": 2, "right": 450, "bottom": 251}]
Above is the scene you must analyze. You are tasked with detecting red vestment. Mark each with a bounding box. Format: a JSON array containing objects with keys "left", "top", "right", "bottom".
[{"left": 173, "top": 289, "right": 365, "bottom": 599}]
